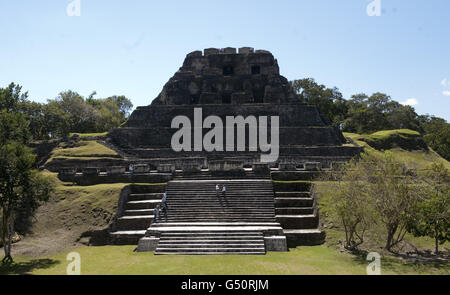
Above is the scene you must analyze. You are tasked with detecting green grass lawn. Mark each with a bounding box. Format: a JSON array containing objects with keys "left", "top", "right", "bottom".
[{"left": 2, "top": 245, "right": 448, "bottom": 275}]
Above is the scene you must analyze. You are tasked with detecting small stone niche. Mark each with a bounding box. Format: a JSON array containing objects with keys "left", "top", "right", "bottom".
[
  {"left": 222, "top": 65, "right": 234, "bottom": 76},
  {"left": 251, "top": 65, "right": 261, "bottom": 75}
]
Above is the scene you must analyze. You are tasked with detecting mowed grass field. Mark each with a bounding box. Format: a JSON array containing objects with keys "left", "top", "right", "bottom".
[{"left": 2, "top": 245, "right": 448, "bottom": 275}]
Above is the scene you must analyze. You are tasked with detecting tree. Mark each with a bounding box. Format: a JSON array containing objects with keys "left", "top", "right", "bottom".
[
  {"left": 106, "top": 95, "right": 133, "bottom": 121},
  {"left": 0, "top": 83, "right": 28, "bottom": 112},
  {"left": 290, "top": 78, "right": 348, "bottom": 127},
  {"left": 45, "top": 91, "right": 134, "bottom": 135},
  {"left": 342, "top": 93, "right": 421, "bottom": 134},
  {"left": 329, "top": 157, "right": 375, "bottom": 250},
  {"left": 420, "top": 116, "right": 450, "bottom": 161},
  {"left": 366, "top": 151, "right": 419, "bottom": 251},
  {"left": 407, "top": 163, "right": 449, "bottom": 254},
  {"left": 0, "top": 143, "right": 53, "bottom": 263},
  {"left": 19, "top": 101, "right": 47, "bottom": 140},
  {"left": 0, "top": 109, "right": 53, "bottom": 263}
]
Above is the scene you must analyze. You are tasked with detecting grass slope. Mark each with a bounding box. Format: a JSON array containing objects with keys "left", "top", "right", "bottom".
[
  {"left": 9, "top": 171, "right": 131, "bottom": 257},
  {"left": 2, "top": 245, "right": 448, "bottom": 275},
  {"left": 69, "top": 132, "right": 107, "bottom": 138},
  {"left": 344, "top": 130, "right": 449, "bottom": 169},
  {"left": 49, "top": 140, "right": 118, "bottom": 159}
]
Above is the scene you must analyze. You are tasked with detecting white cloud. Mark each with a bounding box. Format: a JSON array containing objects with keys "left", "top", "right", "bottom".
[
  {"left": 401, "top": 98, "right": 419, "bottom": 106},
  {"left": 441, "top": 78, "right": 448, "bottom": 86},
  {"left": 443, "top": 90, "right": 450, "bottom": 96}
]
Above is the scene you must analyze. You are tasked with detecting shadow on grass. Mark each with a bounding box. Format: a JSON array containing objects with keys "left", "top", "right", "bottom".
[
  {"left": 0, "top": 258, "right": 60, "bottom": 275},
  {"left": 346, "top": 248, "right": 450, "bottom": 274}
]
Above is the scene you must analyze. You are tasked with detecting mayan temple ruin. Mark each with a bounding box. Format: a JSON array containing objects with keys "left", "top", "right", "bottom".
[{"left": 57, "top": 47, "right": 363, "bottom": 254}]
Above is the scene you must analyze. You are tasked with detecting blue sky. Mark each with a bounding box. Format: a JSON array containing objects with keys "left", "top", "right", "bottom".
[{"left": 0, "top": 0, "right": 449, "bottom": 120}]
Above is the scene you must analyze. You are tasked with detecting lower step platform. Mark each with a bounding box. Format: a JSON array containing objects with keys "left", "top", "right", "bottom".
[
  {"left": 137, "top": 222, "right": 288, "bottom": 254},
  {"left": 155, "top": 231, "right": 266, "bottom": 255}
]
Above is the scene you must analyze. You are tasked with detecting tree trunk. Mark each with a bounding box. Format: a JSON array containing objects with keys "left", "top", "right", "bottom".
[
  {"left": 385, "top": 227, "right": 394, "bottom": 251},
  {"left": 1, "top": 210, "right": 13, "bottom": 264},
  {"left": 435, "top": 236, "right": 439, "bottom": 255}
]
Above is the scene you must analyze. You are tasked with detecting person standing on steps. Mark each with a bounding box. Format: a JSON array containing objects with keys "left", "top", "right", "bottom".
[
  {"left": 216, "top": 184, "right": 220, "bottom": 198},
  {"left": 222, "top": 184, "right": 226, "bottom": 199},
  {"left": 153, "top": 205, "right": 160, "bottom": 223},
  {"left": 129, "top": 164, "right": 134, "bottom": 176}
]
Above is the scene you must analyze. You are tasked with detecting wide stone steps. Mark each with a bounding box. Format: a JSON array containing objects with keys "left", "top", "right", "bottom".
[
  {"left": 275, "top": 191, "right": 311, "bottom": 198},
  {"left": 163, "top": 203, "right": 275, "bottom": 206},
  {"left": 109, "top": 230, "right": 146, "bottom": 245},
  {"left": 161, "top": 212, "right": 274, "bottom": 217},
  {"left": 126, "top": 200, "right": 161, "bottom": 210},
  {"left": 275, "top": 197, "right": 313, "bottom": 207},
  {"left": 124, "top": 209, "right": 154, "bottom": 216},
  {"left": 144, "top": 180, "right": 284, "bottom": 254},
  {"left": 276, "top": 214, "right": 319, "bottom": 229},
  {"left": 157, "top": 218, "right": 275, "bottom": 223},
  {"left": 162, "top": 208, "right": 274, "bottom": 212},
  {"left": 150, "top": 222, "right": 281, "bottom": 228},
  {"left": 275, "top": 207, "right": 314, "bottom": 215},
  {"left": 161, "top": 180, "right": 277, "bottom": 223},
  {"left": 155, "top": 231, "right": 266, "bottom": 255},
  {"left": 128, "top": 193, "right": 164, "bottom": 201},
  {"left": 115, "top": 215, "right": 153, "bottom": 231}
]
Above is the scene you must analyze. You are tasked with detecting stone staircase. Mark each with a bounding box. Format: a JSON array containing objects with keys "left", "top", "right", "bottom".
[
  {"left": 273, "top": 181, "right": 325, "bottom": 246},
  {"left": 155, "top": 230, "right": 266, "bottom": 255},
  {"left": 109, "top": 184, "right": 165, "bottom": 244},
  {"left": 138, "top": 179, "right": 287, "bottom": 254},
  {"left": 158, "top": 180, "right": 276, "bottom": 223}
]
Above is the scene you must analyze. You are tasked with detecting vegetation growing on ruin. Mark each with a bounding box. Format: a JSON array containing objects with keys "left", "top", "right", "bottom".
[
  {"left": 68, "top": 132, "right": 108, "bottom": 138},
  {"left": 47, "top": 140, "right": 119, "bottom": 162},
  {"left": 344, "top": 131, "right": 450, "bottom": 170}
]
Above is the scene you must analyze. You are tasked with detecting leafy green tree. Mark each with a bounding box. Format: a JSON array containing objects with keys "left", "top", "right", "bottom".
[
  {"left": 343, "top": 92, "right": 421, "bottom": 134},
  {"left": 45, "top": 91, "right": 133, "bottom": 135},
  {"left": 0, "top": 110, "right": 53, "bottom": 263},
  {"left": 106, "top": 95, "right": 133, "bottom": 121},
  {"left": 366, "top": 151, "right": 419, "bottom": 251},
  {"left": 328, "top": 157, "right": 376, "bottom": 250},
  {"left": 420, "top": 116, "right": 450, "bottom": 161},
  {"left": 0, "top": 83, "right": 28, "bottom": 112},
  {"left": 407, "top": 163, "right": 449, "bottom": 254},
  {"left": 290, "top": 78, "right": 348, "bottom": 126},
  {"left": 18, "top": 101, "right": 48, "bottom": 140}
]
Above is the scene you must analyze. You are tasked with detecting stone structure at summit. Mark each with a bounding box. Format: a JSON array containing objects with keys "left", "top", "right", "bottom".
[{"left": 108, "top": 47, "right": 361, "bottom": 169}]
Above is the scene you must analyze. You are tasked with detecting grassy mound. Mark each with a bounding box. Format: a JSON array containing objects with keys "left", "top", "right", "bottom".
[
  {"left": 46, "top": 140, "right": 119, "bottom": 164},
  {"left": 351, "top": 129, "right": 427, "bottom": 151},
  {"left": 345, "top": 130, "right": 449, "bottom": 170},
  {"left": 69, "top": 132, "right": 107, "bottom": 139}
]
